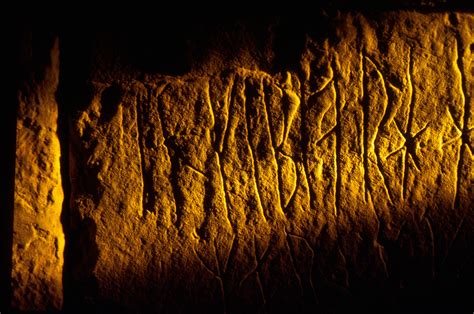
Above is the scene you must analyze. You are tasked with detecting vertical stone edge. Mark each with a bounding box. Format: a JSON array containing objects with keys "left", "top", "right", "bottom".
[{"left": 12, "top": 37, "right": 64, "bottom": 310}]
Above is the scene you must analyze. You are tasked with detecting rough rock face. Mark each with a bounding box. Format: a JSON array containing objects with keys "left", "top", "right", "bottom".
[
  {"left": 13, "top": 39, "right": 64, "bottom": 310},
  {"left": 12, "top": 11, "right": 474, "bottom": 313}
]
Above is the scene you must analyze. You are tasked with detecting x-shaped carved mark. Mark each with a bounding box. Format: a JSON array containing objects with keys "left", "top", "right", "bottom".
[
  {"left": 443, "top": 106, "right": 473, "bottom": 154},
  {"left": 443, "top": 106, "right": 473, "bottom": 209},
  {"left": 385, "top": 120, "right": 430, "bottom": 171},
  {"left": 384, "top": 118, "right": 430, "bottom": 199}
]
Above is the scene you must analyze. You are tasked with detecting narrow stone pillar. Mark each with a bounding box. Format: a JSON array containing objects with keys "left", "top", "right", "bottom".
[{"left": 12, "top": 37, "right": 64, "bottom": 310}]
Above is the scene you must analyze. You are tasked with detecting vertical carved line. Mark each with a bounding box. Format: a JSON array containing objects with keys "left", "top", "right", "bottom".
[
  {"left": 361, "top": 53, "right": 371, "bottom": 204},
  {"left": 406, "top": 47, "right": 416, "bottom": 137},
  {"left": 263, "top": 82, "right": 276, "bottom": 149},
  {"left": 210, "top": 75, "right": 235, "bottom": 229},
  {"left": 238, "top": 235, "right": 271, "bottom": 306},
  {"left": 263, "top": 83, "right": 285, "bottom": 215},
  {"left": 155, "top": 84, "right": 183, "bottom": 228},
  {"left": 136, "top": 88, "right": 149, "bottom": 217},
  {"left": 243, "top": 79, "right": 267, "bottom": 222},
  {"left": 333, "top": 57, "right": 342, "bottom": 217},
  {"left": 453, "top": 35, "right": 472, "bottom": 210},
  {"left": 300, "top": 75, "right": 315, "bottom": 210},
  {"left": 220, "top": 76, "right": 235, "bottom": 154},
  {"left": 363, "top": 54, "right": 394, "bottom": 205},
  {"left": 212, "top": 240, "right": 227, "bottom": 313},
  {"left": 402, "top": 47, "right": 415, "bottom": 200},
  {"left": 284, "top": 230, "right": 303, "bottom": 295},
  {"left": 424, "top": 216, "right": 436, "bottom": 279},
  {"left": 287, "top": 233, "right": 318, "bottom": 302},
  {"left": 215, "top": 152, "right": 233, "bottom": 230}
]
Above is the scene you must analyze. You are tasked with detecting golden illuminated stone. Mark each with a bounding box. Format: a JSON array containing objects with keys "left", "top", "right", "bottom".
[
  {"left": 13, "top": 39, "right": 64, "bottom": 310},
  {"left": 12, "top": 11, "right": 473, "bottom": 312}
]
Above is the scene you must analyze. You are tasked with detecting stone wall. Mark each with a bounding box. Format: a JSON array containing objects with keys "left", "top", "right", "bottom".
[{"left": 10, "top": 11, "right": 474, "bottom": 313}]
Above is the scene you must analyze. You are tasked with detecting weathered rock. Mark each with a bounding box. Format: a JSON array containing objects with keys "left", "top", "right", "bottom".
[
  {"left": 13, "top": 39, "right": 64, "bottom": 310},
  {"left": 12, "top": 11, "right": 474, "bottom": 313}
]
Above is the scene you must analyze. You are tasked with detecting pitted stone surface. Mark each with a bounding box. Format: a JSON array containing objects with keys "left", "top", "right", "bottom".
[
  {"left": 13, "top": 12, "right": 474, "bottom": 312},
  {"left": 13, "top": 39, "right": 64, "bottom": 310}
]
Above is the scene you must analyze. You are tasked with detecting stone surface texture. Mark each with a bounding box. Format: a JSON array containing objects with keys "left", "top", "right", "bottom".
[
  {"left": 12, "top": 12, "right": 474, "bottom": 313},
  {"left": 13, "top": 39, "right": 64, "bottom": 310}
]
